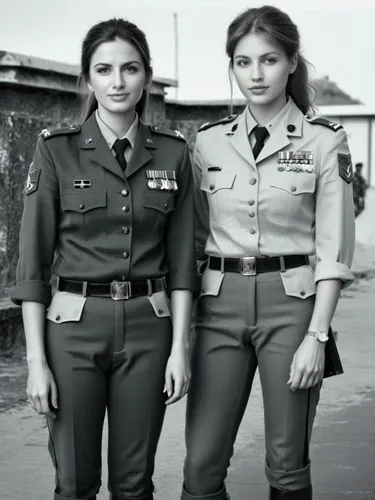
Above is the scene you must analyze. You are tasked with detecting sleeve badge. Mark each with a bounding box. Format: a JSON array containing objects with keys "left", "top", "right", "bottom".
[
  {"left": 24, "top": 167, "right": 41, "bottom": 194},
  {"left": 338, "top": 153, "right": 353, "bottom": 184}
]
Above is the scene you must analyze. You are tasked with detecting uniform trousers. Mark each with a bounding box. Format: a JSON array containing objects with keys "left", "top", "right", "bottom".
[
  {"left": 45, "top": 293, "right": 172, "bottom": 500},
  {"left": 182, "top": 270, "right": 320, "bottom": 499}
]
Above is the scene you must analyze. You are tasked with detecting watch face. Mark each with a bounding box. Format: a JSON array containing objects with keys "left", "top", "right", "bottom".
[{"left": 317, "top": 332, "right": 329, "bottom": 343}]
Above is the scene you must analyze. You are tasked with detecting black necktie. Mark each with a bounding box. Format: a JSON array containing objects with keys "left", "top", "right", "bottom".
[
  {"left": 113, "top": 138, "right": 130, "bottom": 171},
  {"left": 252, "top": 126, "right": 269, "bottom": 160}
]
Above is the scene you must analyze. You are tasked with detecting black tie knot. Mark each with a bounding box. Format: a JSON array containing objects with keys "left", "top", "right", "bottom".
[
  {"left": 252, "top": 126, "right": 269, "bottom": 160},
  {"left": 113, "top": 138, "right": 130, "bottom": 170},
  {"left": 253, "top": 126, "right": 269, "bottom": 143}
]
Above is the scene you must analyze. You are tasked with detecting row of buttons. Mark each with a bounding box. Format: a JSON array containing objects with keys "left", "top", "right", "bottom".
[
  {"left": 249, "top": 177, "right": 257, "bottom": 234},
  {"left": 121, "top": 187, "right": 130, "bottom": 259}
]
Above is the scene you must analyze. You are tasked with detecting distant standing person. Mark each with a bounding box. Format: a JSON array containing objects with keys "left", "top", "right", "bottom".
[
  {"left": 181, "top": 5, "right": 355, "bottom": 500},
  {"left": 12, "top": 18, "right": 196, "bottom": 500},
  {"left": 353, "top": 162, "right": 367, "bottom": 216}
]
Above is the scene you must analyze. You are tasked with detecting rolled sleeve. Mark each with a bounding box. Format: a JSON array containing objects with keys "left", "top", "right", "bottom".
[
  {"left": 166, "top": 144, "right": 198, "bottom": 293},
  {"left": 12, "top": 280, "right": 51, "bottom": 306},
  {"left": 314, "top": 128, "right": 355, "bottom": 287},
  {"left": 11, "top": 137, "right": 59, "bottom": 306}
]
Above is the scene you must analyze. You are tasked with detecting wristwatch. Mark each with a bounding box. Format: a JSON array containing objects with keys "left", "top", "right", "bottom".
[{"left": 306, "top": 330, "right": 329, "bottom": 344}]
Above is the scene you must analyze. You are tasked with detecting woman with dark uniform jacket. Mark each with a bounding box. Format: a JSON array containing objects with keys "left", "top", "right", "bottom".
[
  {"left": 181, "top": 6, "right": 355, "bottom": 500},
  {"left": 11, "top": 18, "right": 196, "bottom": 500}
]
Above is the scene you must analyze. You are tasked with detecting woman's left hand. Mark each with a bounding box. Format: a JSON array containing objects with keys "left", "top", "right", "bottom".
[
  {"left": 164, "top": 345, "right": 191, "bottom": 405},
  {"left": 287, "top": 335, "right": 325, "bottom": 391}
]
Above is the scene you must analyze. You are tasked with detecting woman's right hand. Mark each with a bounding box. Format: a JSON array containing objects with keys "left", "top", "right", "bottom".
[{"left": 27, "top": 360, "right": 58, "bottom": 415}]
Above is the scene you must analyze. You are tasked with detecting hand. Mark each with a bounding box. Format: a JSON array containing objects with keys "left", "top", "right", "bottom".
[
  {"left": 164, "top": 346, "right": 191, "bottom": 405},
  {"left": 27, "top": 360, "right": 58, "bottom": 415},
  {"left": 287, "top": 335, "right": 325, "bottom": 391}
]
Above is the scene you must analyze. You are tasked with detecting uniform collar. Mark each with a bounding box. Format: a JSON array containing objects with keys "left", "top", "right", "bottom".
[
  {"left": 79, "top": 114, "right": 155, "bottom": 180},
  {"left": 95, "top": 110, "right": 139, "bottom": 150},
  {"left": 245, "top": 98, "right": 303, "bottom": 138},
  {"left": 228, "top": 98, "right": 304, "bottom": 166}
]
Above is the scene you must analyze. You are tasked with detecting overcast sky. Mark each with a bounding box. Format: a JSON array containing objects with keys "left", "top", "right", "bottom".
[{"left": 0, "top": 0, "right": 374, "bottom": 105}]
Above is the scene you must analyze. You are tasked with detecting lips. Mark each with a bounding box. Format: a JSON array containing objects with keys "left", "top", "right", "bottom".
[
  {"left": 250, "top": 86, "right": 268, "bottom": 90},
  {"left": 108, "top": 94, "right": 129, "bottom": 98}
]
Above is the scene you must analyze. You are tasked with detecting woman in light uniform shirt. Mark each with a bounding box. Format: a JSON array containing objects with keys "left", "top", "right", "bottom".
[{"left": 181, "top": 5, "right": 355, "bottom": 500}]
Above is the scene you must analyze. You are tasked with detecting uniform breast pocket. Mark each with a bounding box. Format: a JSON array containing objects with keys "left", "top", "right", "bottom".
[
  {"left": 61, "top": 190, "right": 107, "bottom": 242},
  {"left": 142, "top": 191, "right": 175, "bottom": 234},
  {"left": 201, "top": 170, "right": 236, "bottom": 226},
  {"left": 267, "top": 174, "right": 316, "bottom": 226}
]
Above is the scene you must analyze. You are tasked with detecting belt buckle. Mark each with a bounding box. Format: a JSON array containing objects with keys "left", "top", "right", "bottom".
[
  {"left": 239, "top": 257, "right": 256, "bottom": 276},
  {"left": 110, "top": 280, "right": 132, "bottom": 300}
]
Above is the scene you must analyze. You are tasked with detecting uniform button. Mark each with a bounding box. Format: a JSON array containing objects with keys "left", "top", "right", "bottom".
[
  {"left": 121, "top": 226, "right": 130, "bottom": 235},
  {"left": 158, "top": 309, "right": 164, "bottom": 315},
  {"left": 122, "top": 206, "right": 129, "bottom": 213},
  {"left": 209, "top": 184, "right": 215, "bottom": 191},
  {"left": 79, "top": 204, "right": 85, "bottom": 210},
  {"left": 290, "top": 185, "right": 297, "bottom": 192},
  {"left": 287, "top": 124, "right": 296, "bottom": 133},
  {"left": 248, "top": 199, "right": 255, "bottom": 206},
  {"left": 249, "top": 178, "right": 257, "bottom": 185},
  {"left": 55, "top": 315, "right": 61, "bottom": 321},
  {"left": 122, "top": 251, "right": 129, "bottom": 259},
  {"left": 300, "top": 290, "right": 306, "bottom": 296},
  {"left": 250, "top": 227, "right": 256, "bottom": 234},
  {"left": 248, "top": 210, "right": 255, "bottom": 218},
  {"left": 121, "top": 275, "right": 126, "bottom": 280},
  {"left": 164, "top": 202, "right": 169, "bottom": 209},
  {"left": 121, "top": 189, "right": 129, "bottom": 197}
]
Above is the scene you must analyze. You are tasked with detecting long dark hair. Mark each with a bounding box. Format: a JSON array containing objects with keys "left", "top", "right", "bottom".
[
  {"left": 226, "top": 5, "right": 314, "bottom": 114},
  {"left": 78, "top": 18, "right": 152, "bottom": 122}
]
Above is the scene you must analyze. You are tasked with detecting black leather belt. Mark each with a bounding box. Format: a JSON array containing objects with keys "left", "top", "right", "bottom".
[
  {"left": 208, "top": 255, "right": 309, "bottom": 276},
  {"left": 58, "top": 277, "right": 167, "bottom": 300}
]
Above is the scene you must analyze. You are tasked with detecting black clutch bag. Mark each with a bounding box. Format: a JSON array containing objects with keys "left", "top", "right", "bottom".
[{"left": 323, "top": 327, "right": 344, "bottom": 378}]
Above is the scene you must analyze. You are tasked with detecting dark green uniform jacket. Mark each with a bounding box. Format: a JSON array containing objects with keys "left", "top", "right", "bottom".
[{"left": 12, "top": 114, "right": 197, "bottom": 306}]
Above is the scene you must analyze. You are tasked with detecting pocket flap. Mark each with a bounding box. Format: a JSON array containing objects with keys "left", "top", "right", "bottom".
[
  {"left": 270, "top": 174, "right": 315, "bottom": 195},
  {"left": 61, "top": 191, "right": 107, "bottom": 213},
  {"left": 199, "top": 269, "right": 225, "bottom": 297},
  {"left": 47, "top": 291, "right": 86, "bottom": 323},
  {"left": 201, "top": 172, "right": 236, "bottom": 193},
  {"left": 147, "top": 291, "right": 171, "bottom": 317},
  {"left": 280, "top": 265, "right": 316, "bottom": 299},
  {"left": 143, "top": 192, "right": 175, "bottom": 213}
]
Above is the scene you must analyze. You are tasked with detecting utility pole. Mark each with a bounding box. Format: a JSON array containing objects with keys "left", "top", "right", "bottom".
[{"left": 174, "top": 12, "right": 179, "bottom": 100}]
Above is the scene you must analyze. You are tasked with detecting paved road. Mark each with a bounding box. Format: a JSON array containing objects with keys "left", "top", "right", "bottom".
[{"left": 1, "top": 248, "right": 375, "bottom": 500}]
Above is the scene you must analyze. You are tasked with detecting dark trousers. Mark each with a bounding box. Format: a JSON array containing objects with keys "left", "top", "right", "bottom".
[
  {"left": 46, "top": 293, "right": 172, "bottom": 500},
  {"left": 183, "top": 271, "right": 320, "bottom": 498}
]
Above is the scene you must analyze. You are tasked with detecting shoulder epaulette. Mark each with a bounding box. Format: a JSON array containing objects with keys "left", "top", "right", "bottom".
[
  {"left": 39, "top": 123, "right": 81, "bottom": 140},
  {"left": 304, "top": 115, "right": 343, "bottom": 132},
  {"left": 198, "top": 115, "right": 238, "bottom": 133},
  {"left": 149, "top": 125, "right": 186, "bottom": 142}
]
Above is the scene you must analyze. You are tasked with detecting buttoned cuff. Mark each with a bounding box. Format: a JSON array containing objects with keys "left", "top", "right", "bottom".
[
  {"left": 11, "top": 280, "right": 52, "bottom": 306},
  {"left": 314, "top": 261, "right": 354, "bottom": 288},
  {"left": 168, "top": 270, "right": 200, "bottom": 296}
]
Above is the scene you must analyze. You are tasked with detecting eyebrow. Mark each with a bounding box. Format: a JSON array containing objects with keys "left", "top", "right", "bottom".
[
  {"left": 93, "top": 60, "right": 141, "bottom": 67},
  {"left": 234, "top": 51, "right": 280, "bottom": 59}
]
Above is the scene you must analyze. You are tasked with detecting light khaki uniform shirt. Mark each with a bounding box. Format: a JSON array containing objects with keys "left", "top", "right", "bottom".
[{"left": 194, "top": 99, "right": 355, "bottom": 299}]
